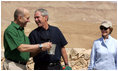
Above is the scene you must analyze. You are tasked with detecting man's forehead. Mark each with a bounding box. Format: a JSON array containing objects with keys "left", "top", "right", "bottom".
[
  {"left": 24, "top": 13, "right": 30, "bottom": 18},
  {"left": 35, "top": 10, "right": 41, "bottom": 13}
]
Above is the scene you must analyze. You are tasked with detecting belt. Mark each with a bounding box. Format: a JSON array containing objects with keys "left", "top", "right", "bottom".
[
  {"left": 48, "top": 62, "right": 60, "bottom": 66},
  {"left": 7, "top": 58, "right": 27, "bottom": 65}
]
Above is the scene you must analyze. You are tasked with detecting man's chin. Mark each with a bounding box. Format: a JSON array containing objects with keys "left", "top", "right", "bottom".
[
  {"left": 24, "top": 24, "right": 27, "bottom": 27},
  {"left": 24, "top": 25, "right": 26, "bottom": 27},
  {"left": 37, "top": 24, "right": 42, "bottom": 27}
]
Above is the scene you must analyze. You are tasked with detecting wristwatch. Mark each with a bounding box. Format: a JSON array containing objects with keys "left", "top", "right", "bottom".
[{"left": 39, "top": 44, "right": 43, "bottom": 49}]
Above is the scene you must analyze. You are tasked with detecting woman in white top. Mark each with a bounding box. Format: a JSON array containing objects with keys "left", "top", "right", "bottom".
[{"left": 88, "top": 21, "right": 117, "bottom": 70}]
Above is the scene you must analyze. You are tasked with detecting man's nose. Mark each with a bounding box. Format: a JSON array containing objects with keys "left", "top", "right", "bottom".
[
  {"left": 35, "top": 18, "right": 39, "bottom": 21},
  {"left": 27, "top": 19, "right": 30, "bottom": 22}
]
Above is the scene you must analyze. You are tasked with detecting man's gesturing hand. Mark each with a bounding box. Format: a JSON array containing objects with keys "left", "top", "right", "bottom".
[{"left": 41, "top": 42, "right": 52, "bottom": 51}]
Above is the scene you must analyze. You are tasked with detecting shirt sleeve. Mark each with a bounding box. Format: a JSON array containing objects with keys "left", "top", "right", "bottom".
[
  {"left": 57, "top": 28, "right": 68, "bottom": 47},
  {"left": 4, "top": 31, "right": 23, "bottom": 51},
  {"left": 88, "top": 41, "right": 96, "bottom": 70}
]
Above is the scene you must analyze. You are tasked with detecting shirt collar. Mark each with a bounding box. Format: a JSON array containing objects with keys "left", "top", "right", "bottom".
[
  {"left": 11, "top": 21, "right": 24, "bottom": 30},
  {"left": 101, "top": 35, "right": 111, "bottom": 42},
  {"left": 38, "top": 24, "right": 51, "bottom": 31}
]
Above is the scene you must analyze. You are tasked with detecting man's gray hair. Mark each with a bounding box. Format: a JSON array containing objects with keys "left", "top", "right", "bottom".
[{"left": 35, "top": 8, "right": 49, "bottom": 21}]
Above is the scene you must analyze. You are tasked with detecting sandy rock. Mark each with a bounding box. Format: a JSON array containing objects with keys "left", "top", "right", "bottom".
[
  {"left": 84, "top": 53, "right": 90, "bottom": 60},
  {"left": 65, "top": 48, "right": 91, "bottom": 70},
  {"left": 1, "top": 57, "right": 5, "bottom": 70},
  {"left": 69, "top": 48, "right": 78, "bottom": 60},
  {"left": 27, "top": 57, "right": 34, "bottom": 70}
]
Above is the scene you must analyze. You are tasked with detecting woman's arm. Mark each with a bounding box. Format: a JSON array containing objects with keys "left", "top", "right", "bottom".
[{"left": 88, "top": 42, "right": 96, "bottom": 70}]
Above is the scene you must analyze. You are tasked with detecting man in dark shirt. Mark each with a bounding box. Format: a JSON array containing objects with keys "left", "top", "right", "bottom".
[{"left": 29, "top": 8, "right": 69, "bottom": 70}]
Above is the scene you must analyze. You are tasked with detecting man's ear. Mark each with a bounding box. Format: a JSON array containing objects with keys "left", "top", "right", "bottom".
[
  {"left": 44, "top": 15, "right": 48, "bottom": 21},
  {"left": 17, "top": 15, "right": 22, "bottom": 20}
]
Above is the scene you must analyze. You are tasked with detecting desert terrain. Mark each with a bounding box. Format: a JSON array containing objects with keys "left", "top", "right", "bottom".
[{"left": 1, "top": 1, "right": 117, "bottom": 70}]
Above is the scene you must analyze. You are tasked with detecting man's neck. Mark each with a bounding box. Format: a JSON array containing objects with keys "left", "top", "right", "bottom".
[
  {"left": 43, "top": 22, "right": 49, "bottom": 30},
  {"left": 14, "top": 20, "right": 20, "bottom": 26},
  {"left": 14, "top": 21, "right": 17, "bottom": 24},
  {"left": 14, "top": 20, "right": 23, "bottom": 28}
]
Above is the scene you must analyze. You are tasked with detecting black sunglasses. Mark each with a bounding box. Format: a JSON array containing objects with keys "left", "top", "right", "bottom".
[{"left": 100, "top": 26, "right": 109, "bottom": 30}]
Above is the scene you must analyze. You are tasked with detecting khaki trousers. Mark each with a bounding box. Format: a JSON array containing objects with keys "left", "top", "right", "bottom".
[{"left": 3, "top": 59, "right": 27, "bottom": 70}]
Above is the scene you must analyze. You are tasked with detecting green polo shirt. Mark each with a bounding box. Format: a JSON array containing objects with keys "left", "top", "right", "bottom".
[{"left": 4, "top": 21, "right": 30, "bottom": 62}]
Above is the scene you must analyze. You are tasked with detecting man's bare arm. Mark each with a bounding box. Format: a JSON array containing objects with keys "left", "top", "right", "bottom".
[
  {"left": 17, "top": 42, "right": 52, "bottom": 53},
  {"left": 61, "top": 47, "right": 69, "bottom": 66}
]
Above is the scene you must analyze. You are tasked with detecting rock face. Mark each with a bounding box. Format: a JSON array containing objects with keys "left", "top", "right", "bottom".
[
  {"left": 1, "top": 2, "right": 117, "bottom": 59},
  {"left": 62, "top": 48, "right": 91, "bottom": 70}
]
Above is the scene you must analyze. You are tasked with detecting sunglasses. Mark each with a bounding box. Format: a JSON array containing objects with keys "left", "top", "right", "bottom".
[{"left": 100, "top": 26, "right": 109, "bottom": 30}]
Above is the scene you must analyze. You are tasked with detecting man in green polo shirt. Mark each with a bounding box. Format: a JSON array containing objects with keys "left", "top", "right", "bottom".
[{"left": 3, "top": 8, "right": 52, "bottom": 70}]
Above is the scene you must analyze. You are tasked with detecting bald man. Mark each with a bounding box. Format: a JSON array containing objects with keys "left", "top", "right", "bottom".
[{"left": 3, "top": 8, "right": 52, "bottom": 70}]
